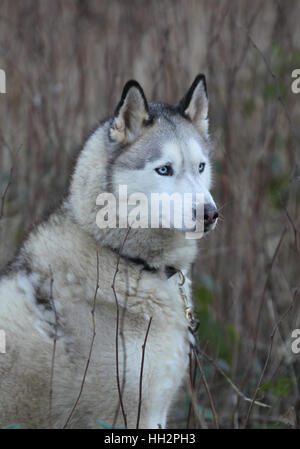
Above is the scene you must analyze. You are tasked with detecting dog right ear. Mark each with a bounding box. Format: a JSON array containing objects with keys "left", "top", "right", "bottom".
[
  {"left": 109, "top": 80, "right": 150, "bottom": 144},
  {"left": 177, "top": 74, "right": 209, "bottom": 136}
]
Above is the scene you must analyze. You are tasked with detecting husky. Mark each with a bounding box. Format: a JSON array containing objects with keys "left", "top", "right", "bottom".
[{"left": 0, "top": 74, "right": 218, "bottom": 429}]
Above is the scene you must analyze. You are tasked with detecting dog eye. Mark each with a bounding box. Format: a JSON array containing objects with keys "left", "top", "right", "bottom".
[
  {"left": 155, "top": 165, "right": 173, "bottom": 176},
  {"left": 198, "top": 162, "right": 206, "bottom": 173}
]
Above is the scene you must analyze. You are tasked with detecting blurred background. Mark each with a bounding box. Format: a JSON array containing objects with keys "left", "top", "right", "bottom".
[{"left": 0, "top": 0, "right": 299, "bottom": 429}]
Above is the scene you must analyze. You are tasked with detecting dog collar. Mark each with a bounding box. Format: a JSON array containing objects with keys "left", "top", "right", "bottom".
[
  {"left": 109, "top": 247, "right": 198, "bottom": 330},
  {"left": 109, "top": 247, "right": 179, "bottom": 279}
]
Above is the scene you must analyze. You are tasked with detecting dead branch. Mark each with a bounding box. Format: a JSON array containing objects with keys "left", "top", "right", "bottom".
[
  {"left": 186, "top": 347, "right": 208, "bottom": 429},
  {"left": 48, "top": 270, "right": 58, "bottom": 429},
  {"left": 0, "top": 166, "right": 13, "bottom": 221},
  {"left": 186, "top": 350, "right": 197, "bottom": 429},
  {"left": 192, "top": 345, "right": 219, "bottom": 429},
  {"left": 237, "top": 22, "right": 299, "bottom": 188},
  {"left": 63, "top": 251, "right": 100, "bottom": 429},
  {"left": 238, "top": 226, "right": 287, "bottom": 398},
  {"left": 285, "top": 206, "right": 298, "bottom": 253},
  {"left": 243, "top": 288, "right": 299, "bottom": 428},
  {"left": 255, "top": 226, "right": 287, "bottom": 347},
  {"left": 111, "top": 228, "right": 131, "bottom": 429},
  {"left": 197, "top": 346, "right": 270, "bottom": 409},
  {"left": 136, "top": 316, "right": 152, "bottom": 429}
]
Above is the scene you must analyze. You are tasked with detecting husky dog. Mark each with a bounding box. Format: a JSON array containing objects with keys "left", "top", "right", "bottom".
[{"left": 0, "top": 75, "right": 218, "bottom": 429}]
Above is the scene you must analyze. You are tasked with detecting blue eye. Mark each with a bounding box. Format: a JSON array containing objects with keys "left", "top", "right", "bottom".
[
  {"left": 155, "top": 165, "right": 173, "bottom": 176},
  {"left": 199, "top": 162, "right": 206, "bottom": 173}
]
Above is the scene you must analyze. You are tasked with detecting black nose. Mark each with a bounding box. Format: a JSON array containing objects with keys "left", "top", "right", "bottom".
[{"left": 204, "top": 204, "right": 218, "bottom": 226}]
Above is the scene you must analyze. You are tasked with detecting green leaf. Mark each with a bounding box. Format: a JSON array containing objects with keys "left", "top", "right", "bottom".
[
  {"left": 259, "top": 378, "right": 292, "bottom": 397},
  {"left": 259, "top": 381, "right": 274, "bottom": 393},
  {"left": 272, "top": 377, "right": 292, "bottom": 397},
  {"left": 267, "top": 176, "right": 289, "bottom": 209}
]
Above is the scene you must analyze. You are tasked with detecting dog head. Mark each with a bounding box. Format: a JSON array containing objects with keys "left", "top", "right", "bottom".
[{"left": 107, "top": 75, "right": 218, "bottom": 234}]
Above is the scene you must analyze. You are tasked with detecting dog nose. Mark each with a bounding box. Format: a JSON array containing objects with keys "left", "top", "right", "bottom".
[{"left": 204, "top": 204, "right": 218, "bottom": 226}]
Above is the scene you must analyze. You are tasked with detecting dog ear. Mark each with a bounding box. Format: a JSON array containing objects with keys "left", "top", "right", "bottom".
[
  {"left": 177, "top": 74, "right": 209, "bottom": 135},
  {"left": 109, "top": 80, "right": 150, "bottom": 144}
]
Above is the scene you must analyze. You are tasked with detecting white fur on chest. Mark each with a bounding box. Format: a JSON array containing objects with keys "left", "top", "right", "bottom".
[{"left": 18, "top": 253, "right": 193, "bottom": 428}]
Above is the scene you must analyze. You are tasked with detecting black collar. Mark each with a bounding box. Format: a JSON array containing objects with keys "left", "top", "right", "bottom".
[{"left": 109, "top": 247, "right": 179, "bottom": 279}]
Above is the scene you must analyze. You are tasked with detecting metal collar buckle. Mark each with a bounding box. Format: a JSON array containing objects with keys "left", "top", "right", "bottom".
[{"left": 178, "top": 271, "right": 199, "bottom": 333}]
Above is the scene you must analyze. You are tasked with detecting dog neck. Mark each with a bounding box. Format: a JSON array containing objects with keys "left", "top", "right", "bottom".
[
  {"left": 109, "top": 246, "right": 179, "bottom": 278},
  {"left": 98, "top": 227, "right": 198, "bottom": 273}
]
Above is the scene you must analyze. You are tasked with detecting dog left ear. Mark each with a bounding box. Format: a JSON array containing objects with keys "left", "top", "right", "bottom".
[
  {"left": 109, "top": 80, "right": 150, "bottom": 144},
  {"left": 177, "top": 74, "right": 209, "bottom": 135}
]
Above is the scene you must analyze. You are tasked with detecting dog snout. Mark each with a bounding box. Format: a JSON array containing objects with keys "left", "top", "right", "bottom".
[{"left": 204, "top": 203, "right": 218, "bottom": 231}]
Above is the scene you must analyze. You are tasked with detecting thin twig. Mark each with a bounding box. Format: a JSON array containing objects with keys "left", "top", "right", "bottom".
[
  {"left": 192, "top": 345, "right": 219, "bottom": 429},
  {"left": 237, "top": 23, "right": 298, "bottom": 176},
  {"left": 285, "top": 206, "right": 298, "bottom": 252},
  {"left": 238, "top": 226, "right": 287, "bottom": 399},
  {"left": 243, "top": 288, "right": 299, "bottom": 428},
  {"left": 186, "top": 350, "right": 197, "bottom": 429},
  {"left": 198, "top": 347, "right": 270, "bottom": 409},
  {"left": 48, "top": 270, "right": 58, "bottom": 429},
  {"left": 186, "top": 344, "right": 209, "bottom": 429},
  {"left": 254, "top": 227, "right": 287, "bottom": 353},
  {"left": 0, "top": 167, "right": 13, "bottom": 221},
  {"left": 136, "top": 316, "right": 152, "bottom": 429},
  {"left": 63, "top": 251, "right": 100, "bottom": 429},
  {"left": 186, "top": 381, "right": 208, "bottom": 430},
  {"left": 232, "top": 227, "right": 287, "bottom": 419},
  {"left": 111, "top": 228, "right": 131, "bottom": 429}
]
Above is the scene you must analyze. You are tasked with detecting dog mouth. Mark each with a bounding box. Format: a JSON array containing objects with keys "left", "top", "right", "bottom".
[
  {"left": 204, "top": 223, "right": 213, "bottom": 233},
  {"left": 204, "top": 220, "right": 218, "bottom": 233},
  {"left": 180, "top": 219, "right": 217, "bottom": 234}
]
